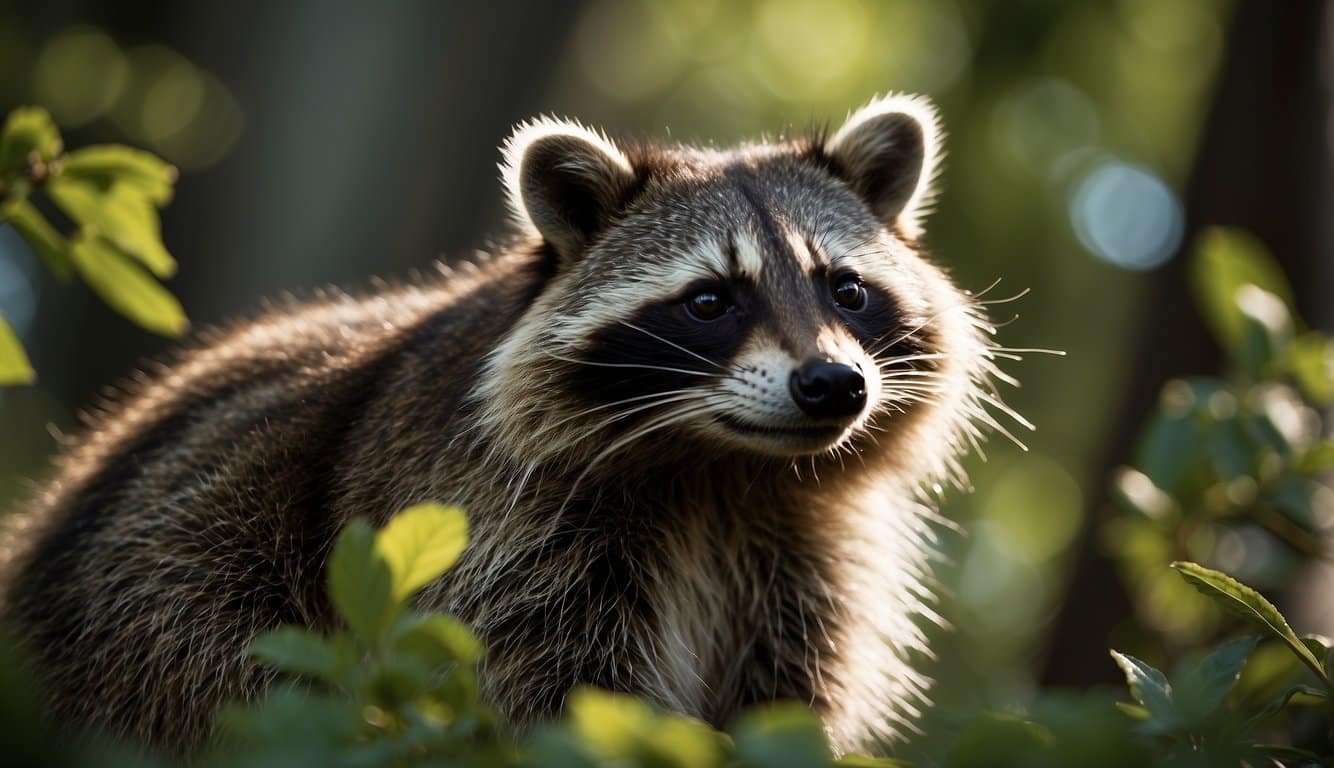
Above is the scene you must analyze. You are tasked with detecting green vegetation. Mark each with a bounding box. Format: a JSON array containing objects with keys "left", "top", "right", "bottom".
[
  {"left": 0, "top": 105, "right": 185, "bottom": 385},
  {"left": 0, "top": 506, "right": 1330, "bottom": 766},
  {"left": 1107, "top": 228, "right": 1334, "bottom": 649},
  {"left": 0, "top": 97, "right": 1333, "bottom": 766}
]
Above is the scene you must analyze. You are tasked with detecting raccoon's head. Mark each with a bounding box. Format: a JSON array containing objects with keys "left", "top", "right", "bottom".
[{"left": 478, "top": 95, "right": 1001, "bottom": 482}]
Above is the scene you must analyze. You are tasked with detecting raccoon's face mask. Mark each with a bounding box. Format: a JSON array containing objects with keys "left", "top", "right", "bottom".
[{"left": 497, "top": 96, "right": 988, "bottom": 461}]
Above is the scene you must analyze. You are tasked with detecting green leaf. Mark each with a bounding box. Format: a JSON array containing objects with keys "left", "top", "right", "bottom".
[
  {"left": 560, "top": 688, "right": 726, "bottom": 767},
  {"left": 0, "top": 313, "right": 34, "bottom": 386},
  {"left": 1171, "top": 562, "right": 1327, "bottom": 684},
  {"left": 1234, "top": 286, "right": 1293, "bottom": 377},
  {"left": 212, "top": 687, "right": 362, "bottom": 759},
  {"left": 2, "top": 199, "right": 71, "bottom": 279},
  {"left": 1300, "top": 634, "right": 1329, "bottom": 675},
  {"left": 566, "top": 687, "right": 655, "bottom": 757},
  {"left": 1170, "top": 635, "right": 1258, "bottom": 724},
  {"left": 248, "top": 626, "right": 358, "bottom": 686},
  {"left": 376, "top": 503, "right": 468, "bottom": 603},
  {"left": 1249, "top": 684, "right": 1330, "bottom": 724},
  {"left": 0, "top": 107, "right": 62, "bottom": 172},
  {"left": 1206, "top": 417, "right": 1255, "bottom": 481},
  {"left": 1190, "top": 228, "right": 1295, "bottom": 354},
  {"left": 1134, "top": 381, "right": 1221, "bottom": 494},
  {"left": 327, "top": 519, "right": 397, "bottom": 646},
  {"left": 365, "top": 653, "right": 432, "bottom": 707},
  {"left": 1287, "top": 332, "right": 1334, "bottom": 405},
  {"left": 1113, "top": 701, "right": 1149, "bottom": 720},
  {"left": 69, "top": 236, "right": 187, "bottom": 337},
  {"left": 48, "top": 176, "right": 175, "bottom": 278},
  {"left": 390, "top": 613, "right": 482, "bottom": 666},
  {"left": 1250, "top": 744, "right": 1323, "bottom": 762},
  {"left": 944, "top": 713, "right": 1052, "bottom": 768},
  {"left": 732, "top": 702, "right": 832, "bottom": 768},
  {"left": 1296, "top": 441, "right": 1334, "bottom": 474},
  {"left": 643, "top": 715, "right": 729, "bottom": 768},
  {"left": 1109, "top": 650, "right": 1177, "bottom": 729},
  {"left": 61, "top": 144, "right": 177, "bottom": 205}
]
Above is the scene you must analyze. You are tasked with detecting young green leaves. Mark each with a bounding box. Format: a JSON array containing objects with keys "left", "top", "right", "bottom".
[
  {"left": 235, "top": 504, "right": 492, "bottom": 765},
  {"left": 327, "top": 503, "right": 468, "bottom": 648},
  {"left": 240, "top": 504, "right": 907, "bottom": 768},
  {"left": 250, "top": 502, "right": 470, "bottom": 686},
  {"left": 0, "top": 106, "right": 185, "bottom": 386},
  {"left": 1190, "top": 227, "right": 1332, "bottom": 395},
  {"left": 1112, "top": 562, "right": 1333, "bottom": 763},
  {"left": 1171, "top": 562, "right": 1330, "bottom": 690}
]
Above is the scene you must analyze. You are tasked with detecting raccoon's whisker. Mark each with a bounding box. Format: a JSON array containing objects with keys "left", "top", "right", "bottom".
[
  {"left": 865, "top": 300, "right": 981, "bottom": 357},
  {"left": 880, "top": 383, "right": 947, "bottom": 395},
  {"left": 617, "top": 320, "right": 727, "bottom": 371},
  {"left": 975, "top": 392, "right": 1035, "bottom": 431},
  {"left": 540, "top": 351, "right": 719, "bottom": 379},
  {"left": 580, "top": 392, "right": 717, "bottom": 435},
  {"left": 877, "top": 365, "right": 948, "bottom": 378},
  {"left": 986, "top": 346, "right": 1066, "bottom": 357},
  {"left": 965, "top": 276, "right": 1005, "bottom": 300},
  {"left": 561, "top": 394, "right": 720, "bottom": 457},
  {"left": 558, "top": 401, "right": 721, "bottom": 515},
  {"left": 881, "top": 353, "right": 952, "bottom": 365},
  {"left": 880, "top": 384, "right": 946, "bottom": 396},
  {"left": 881, "top": 394, "right": 935, "bottom": 408},
  {"left": 970, "top": 410, "right": 1028, "bottom": 451},
  {"left": 973, "top": 287, "right": 1031, "bottom": 306},
  {"left": 878, "top": 371, "right": 948, "bottom": 384},
  {"left": 545, "top": 389, "right": 715, "bottom": 433},
  {"left": 881, "top": 389, "right": 941, "bottom": 401},
  {"left": 875, "top": 351, "right": 954, "bottom": 365},
  {"left": 879, "top": 379, "right": 946, "bottom": 393}
]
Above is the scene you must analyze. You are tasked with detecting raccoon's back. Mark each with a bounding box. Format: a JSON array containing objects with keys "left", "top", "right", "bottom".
[{"left": 0, "top": 252, "right": 539, "bottom": 750}]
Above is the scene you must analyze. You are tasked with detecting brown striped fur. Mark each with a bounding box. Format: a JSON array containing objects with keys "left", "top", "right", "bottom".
[{"left": 0, "top": 95, "right": 1017, "bottom": 755}]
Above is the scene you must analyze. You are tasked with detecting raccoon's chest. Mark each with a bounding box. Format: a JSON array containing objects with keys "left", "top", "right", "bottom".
[{"left": 633, "top": 500, "right": 829, "bottom": 723}]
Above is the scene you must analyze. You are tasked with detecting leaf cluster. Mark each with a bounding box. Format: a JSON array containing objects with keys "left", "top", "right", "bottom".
[{"left": 0, "top": 106, "right": 185, "bottom": 385}]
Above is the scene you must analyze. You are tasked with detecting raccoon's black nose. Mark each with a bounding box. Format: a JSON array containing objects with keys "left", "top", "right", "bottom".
[{"left": 789, "top": 360, "right": 866, "bottom": 420}]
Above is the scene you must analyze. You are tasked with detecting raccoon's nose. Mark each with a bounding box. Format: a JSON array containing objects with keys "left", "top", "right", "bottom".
[{"left": 789, "top": 360, "right": 866, "bottom": 420}]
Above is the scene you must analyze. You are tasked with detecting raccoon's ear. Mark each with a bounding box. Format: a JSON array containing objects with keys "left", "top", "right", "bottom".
[
  {"left": 502, "top": 117, "right": 636, "bottom": 260},
  {"left": 824, "top": 94, "right": 943, "bottom": 237}
]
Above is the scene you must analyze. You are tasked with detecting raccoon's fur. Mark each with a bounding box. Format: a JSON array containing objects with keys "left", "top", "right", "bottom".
[{"left": 0, "top": 94, "right": 1018, "bottom": 754}]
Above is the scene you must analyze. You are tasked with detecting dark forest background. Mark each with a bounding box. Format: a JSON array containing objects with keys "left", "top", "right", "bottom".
[{"left": 1, "top": 0, "right": 1331, "bottom": 761}]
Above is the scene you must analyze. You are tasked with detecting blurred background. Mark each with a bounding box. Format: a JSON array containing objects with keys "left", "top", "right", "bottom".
[{"left": 1, "top": 0, "right": 1331, "bottom": 762}]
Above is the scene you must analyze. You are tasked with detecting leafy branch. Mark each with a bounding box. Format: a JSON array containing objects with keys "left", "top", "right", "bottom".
[
  {"left": 0, "top": 105, "right": 186, "bottom": 385},
  {"left": 1109, "top": 562, "right": 1333, "bottom": 765}
]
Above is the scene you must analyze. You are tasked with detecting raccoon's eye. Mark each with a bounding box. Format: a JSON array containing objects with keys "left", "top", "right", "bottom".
[
  {"left": 686, "top": 289, "right": 730, "bottom": 322},
  {"left": 832, "top": 274, "right": 867, "bottom": 311}
]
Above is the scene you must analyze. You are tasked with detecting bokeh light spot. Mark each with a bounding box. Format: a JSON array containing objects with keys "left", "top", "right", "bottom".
[
  {"left": 1070, "top": 161, "right": 1183, "bottom": 270},
  {"left": 141, "top": 61, "right": 206, "bottom": 143},
  {"left": 995, "top": 78, "right": 1100, "bottom": 178},
  {"left": 33, "top": 27, "right": 129, "bottom": 126},
  {"left": 755, "top": 0, "right": 873, "bottom": 99},
  {"left": 981, "top": 455, "right": 1084, "bottom": 561}
]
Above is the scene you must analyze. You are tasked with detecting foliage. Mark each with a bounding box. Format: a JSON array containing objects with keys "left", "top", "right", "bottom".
[
  {"left": 212, "top": 502, "right": 908, "bottom": 768},
  {"left": 0, "top": 502, "right": 908, "bottom": 767},
  {"left": 1106, "top": 227, "right": 1334, "bottom": 645},
  {"left": 4, "top": 511, "right": 1332, "bottom": 766},
  {"left": 936, "top": 561, "right": 1334, "bottom": 767},
  {"left": 0, "top": 105, "right": 185, "bottom": 385}
]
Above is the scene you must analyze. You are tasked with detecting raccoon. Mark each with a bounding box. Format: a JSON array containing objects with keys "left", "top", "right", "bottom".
[{"left": 0, "top": 94, "right": 1019, "bottom": 755}]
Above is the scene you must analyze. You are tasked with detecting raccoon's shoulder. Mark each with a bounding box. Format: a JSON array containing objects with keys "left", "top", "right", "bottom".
[{"left": 14, "top": 251, "right": 538, "bottom": 524}]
